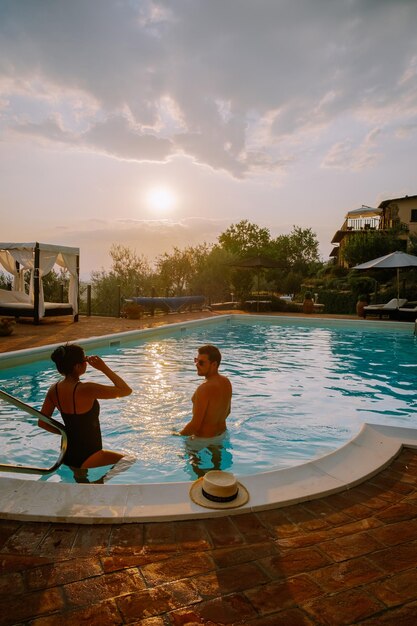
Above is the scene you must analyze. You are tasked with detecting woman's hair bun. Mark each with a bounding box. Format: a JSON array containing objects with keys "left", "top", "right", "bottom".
[
  {"left": 50, "top": 344, "right": 84, "bottom": 375},
  {"left": 51, "top": 345, "right": 66, "bottom": 364}
]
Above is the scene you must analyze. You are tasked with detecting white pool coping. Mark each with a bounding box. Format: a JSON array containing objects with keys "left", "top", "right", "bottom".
[{"left": 1, "top": 423, "right": 417, "bottom": 524}]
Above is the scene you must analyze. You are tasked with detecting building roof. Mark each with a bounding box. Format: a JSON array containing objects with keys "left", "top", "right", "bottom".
[
  {"left": 345, "top": 206, "right": 381, "bottom": 217},
  {"left": 0, "top": 242, "right": 79, "bottom": 255},
  {"left": 331, "top": 230, "right": 345, "bottom": 244},
  {"left": 378, "top": 195, "right": 417, "bottom": 209}
]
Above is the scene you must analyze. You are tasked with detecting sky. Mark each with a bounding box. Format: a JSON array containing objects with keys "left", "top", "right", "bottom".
[{"left": 1, "top": 0, "right": 417, "bottom": 279}]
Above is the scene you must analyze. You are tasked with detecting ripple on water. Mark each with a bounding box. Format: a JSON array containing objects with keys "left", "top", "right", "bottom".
[{"left": 1, "top": 318, "right": 417, "bottom": 483}]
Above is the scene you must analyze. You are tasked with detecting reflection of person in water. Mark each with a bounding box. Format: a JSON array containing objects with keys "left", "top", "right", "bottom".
[
  {"left": 39, "top": 344, "right": 132, "bottom": 482},
  {"left": 180, "top": 344, "right": 233, "bottom": 477},
  {"left": 184, "top": 432, "right": 233, "bottom": 479}
]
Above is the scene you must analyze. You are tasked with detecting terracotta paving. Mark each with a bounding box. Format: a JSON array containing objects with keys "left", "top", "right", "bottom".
[
  {"left": 1, "top": 450, "right": 417, "bottom": 625},
  {"left": 1, "top": 312, "right": 417, "bottom": 625}
]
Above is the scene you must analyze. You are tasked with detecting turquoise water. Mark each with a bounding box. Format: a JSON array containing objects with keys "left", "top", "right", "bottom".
[{"left": 1, "top": 317, "right": 417, "bottom": 483}]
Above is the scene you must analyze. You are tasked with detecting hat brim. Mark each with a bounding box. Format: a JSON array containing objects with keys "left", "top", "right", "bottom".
[{"left": 189, "top": 477, "right": 250, "bottom": 509}]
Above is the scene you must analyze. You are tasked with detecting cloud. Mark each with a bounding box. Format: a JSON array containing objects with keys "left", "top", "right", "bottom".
[
  {"left": 396, "top": 122, "right": 417, "bottom": 139},
  {"left": 11, "top": 112, "right": 174, "bottom": 161},
  {"left": 42, "top": 216, "right": 231, "bottom": 276},
  {"left": 321, "top": 126, "right": 383, "bottom": 171},
  {"left": 1, "top": 0, "right": 417, "bottom": 177}
]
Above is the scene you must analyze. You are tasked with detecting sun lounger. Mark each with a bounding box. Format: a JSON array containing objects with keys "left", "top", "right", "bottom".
[
  {"left": 363, "top": 298, "right": 407, "bottom": 319},
  {"left": 397, "top": 302, "right": 417, "bottom": 321}
]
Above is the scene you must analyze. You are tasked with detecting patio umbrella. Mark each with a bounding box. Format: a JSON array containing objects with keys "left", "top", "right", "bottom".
[
  {"left": 354, "top": 250, "right": 417, "bottom": 300},
  {"left": 229, "top": 255, "right": 281, "bottom": 310}
]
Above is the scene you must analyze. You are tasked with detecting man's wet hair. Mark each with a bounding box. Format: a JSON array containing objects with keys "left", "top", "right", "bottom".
[
  {"left": 51, "top": 344, "right": 85, "bottom": 375},
  {"left": 198, "top": 344, "right": 221, "bottom": 366}
]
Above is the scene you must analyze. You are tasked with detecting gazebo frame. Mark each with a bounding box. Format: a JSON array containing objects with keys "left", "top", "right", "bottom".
[{"left": 0, "top": 242, "right": 80, "bottom": 324}]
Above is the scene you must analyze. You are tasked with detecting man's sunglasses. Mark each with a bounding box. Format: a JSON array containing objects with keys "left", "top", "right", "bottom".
[{"left": 194, "top": 357, "right": 208, "bottom": 366}]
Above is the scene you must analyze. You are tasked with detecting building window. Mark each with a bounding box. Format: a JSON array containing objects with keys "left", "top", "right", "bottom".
[{"left": 411, "top": 209, "right": 417, "bottom": 222}]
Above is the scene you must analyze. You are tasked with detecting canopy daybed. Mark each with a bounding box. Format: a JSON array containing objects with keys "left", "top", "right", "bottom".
[{"left": 0, "top": 242, "right": 79, "bottom": 324}]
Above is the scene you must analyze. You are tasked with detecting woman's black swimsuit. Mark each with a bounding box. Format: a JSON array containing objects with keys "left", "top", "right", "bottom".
[{"left": 55, "top": 382, "right": 102, "bottom": 468}]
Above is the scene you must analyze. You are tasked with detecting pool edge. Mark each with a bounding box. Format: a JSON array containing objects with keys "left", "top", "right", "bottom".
[{"left": 1, "top": 423, "right": 417, "bottom": 524}]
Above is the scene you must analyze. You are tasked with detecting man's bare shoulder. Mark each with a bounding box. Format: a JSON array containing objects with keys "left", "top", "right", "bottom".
[
  {"left": 218, "top": 373, "right": 232, "bottom": 387},
  {"left": 202, "top": 373, "right": 231, "bottom": 391},
  {"left": 197, "top": 372, "right": 226, "bottom": 384}
]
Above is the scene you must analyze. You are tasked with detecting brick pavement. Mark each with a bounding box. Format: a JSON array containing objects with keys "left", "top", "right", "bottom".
[
  {"left": 1, "top": 312, "right": 417, "bottom": 624},
  {"left": 0, "top": 449, "right": 417, "bottom": 625}
]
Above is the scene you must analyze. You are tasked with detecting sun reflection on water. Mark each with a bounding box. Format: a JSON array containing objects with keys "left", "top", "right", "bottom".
[{"left": 1, "top": 319, "right": 417, "bottom": 483}]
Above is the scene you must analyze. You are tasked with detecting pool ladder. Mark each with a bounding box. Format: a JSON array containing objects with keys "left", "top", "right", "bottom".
[{"left": 0, "top": 389, "right": 67, "bottom": 474}]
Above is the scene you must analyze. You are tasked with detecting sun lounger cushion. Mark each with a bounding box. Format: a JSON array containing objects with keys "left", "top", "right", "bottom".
[
  {"left": 363, "top": 298, "right": 408, "bottom": 320},
  {"left": 364, "top": 298, "right": 407, "bottom": 310}
]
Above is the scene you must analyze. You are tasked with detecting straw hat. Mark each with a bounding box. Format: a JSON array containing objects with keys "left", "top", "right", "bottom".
[{"left": 189, "top": 470, "right": 249, "bottom": 509}]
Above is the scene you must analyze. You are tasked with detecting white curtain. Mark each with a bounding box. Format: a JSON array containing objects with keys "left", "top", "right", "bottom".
[
  {"left": 0, "top": 250, "right": 22, "bottom": 290},
  {"left": 37, "top": 251, "right": 59, "bottom": 317},
  {"left": 56, "top": 252, "right": 78, "bottom": 314},
  {"left": 0, "top": 249, "right": 32, "bottom": 291}
]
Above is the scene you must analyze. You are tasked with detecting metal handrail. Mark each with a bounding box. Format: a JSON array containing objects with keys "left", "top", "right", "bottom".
[{"left": 0, "top": 389, "right": 67, "bottom": 474}]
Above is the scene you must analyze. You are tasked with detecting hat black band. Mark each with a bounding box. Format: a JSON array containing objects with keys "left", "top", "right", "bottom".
[{"left": 202, "top": 487, "right": 239, "bottom": 503}]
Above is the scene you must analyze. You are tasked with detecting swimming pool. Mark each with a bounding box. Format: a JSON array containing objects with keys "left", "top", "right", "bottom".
[{"left": 1, "top": 315, "right": 416, "bottom": 484}]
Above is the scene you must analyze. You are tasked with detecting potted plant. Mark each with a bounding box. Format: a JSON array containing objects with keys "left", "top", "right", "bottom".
[
  {"left": 302, "top": 291, "right": 314, "bottom": 314},
  {"left": 122, "top": 302, "right": 144, "bottom": 320},
  {"left": 0, "top": 317, "right": 16, "bottom": 336},
  {"left": 356, "top": 294, "right": 369, "bottom": 318}
]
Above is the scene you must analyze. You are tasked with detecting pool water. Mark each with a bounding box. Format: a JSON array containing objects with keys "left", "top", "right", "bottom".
[{"left": 1, "top": 316, "right": 417, "bottom": 483}]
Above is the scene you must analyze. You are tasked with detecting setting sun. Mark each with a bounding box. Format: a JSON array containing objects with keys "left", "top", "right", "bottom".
[{"left": 145, "top": 186, "right": 177, "bottom": 215}]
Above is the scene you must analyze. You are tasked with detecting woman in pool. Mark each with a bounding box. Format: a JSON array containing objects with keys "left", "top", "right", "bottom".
[{"left": 39, "top": 343, "right": 132, "bottom": 469}]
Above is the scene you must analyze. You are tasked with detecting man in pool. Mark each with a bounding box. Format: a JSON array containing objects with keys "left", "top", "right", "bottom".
[{"left": 180, "top": 344, "right": 232, "bottom": 438}]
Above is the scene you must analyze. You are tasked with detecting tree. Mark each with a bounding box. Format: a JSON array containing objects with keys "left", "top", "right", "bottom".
[
  {"left": 88, "top": 244, "right": 153, "bottom": 316},
  {"left": 42, "top": 268, "right": 70, "bottom": 302},
  {"left": 218, "top": 220, "right": 271, "bottom": 256},
  {"left": 342, "top": 231, "right": 404, "bottom": 267},
  {"left": 89, "top": 270, "right": 122, "bottom": 317},
  {"left": 271, "top": 226, "right": 321, "bottom": 273},
  {"left": 155, "top": 245, "right": 211, "bottom": 295},
  {"left": 109, "top": 244, "right": 152, "bottom": 296},
  {"left": 264, "top": 226, "right": 322, "bottom": 294},
  {"left": 189, "top": 245, "right": 235, "bottom": 303},
  {"left": 408, "top": 232, "right": 417, "bottom": 256},
  {"left": 282, "top": 270, "right": 303, "bottom": 295}
]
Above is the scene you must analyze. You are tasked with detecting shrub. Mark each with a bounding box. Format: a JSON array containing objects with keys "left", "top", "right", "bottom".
[
  {"left": 317, "top": 290, "right": 357, "bottom": 314},
  {"left": 329, "top": 266, "right": 350, "bottom": 278},
  {"left": 347, "top": 275, "right": 376, "bottom": 298}
]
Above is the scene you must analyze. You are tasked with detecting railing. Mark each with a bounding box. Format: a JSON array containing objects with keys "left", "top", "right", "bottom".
[
  {"left": 0, "top": 389, "right": 67, "bottom": 474},
  {"left": 78, "top": 284, "right": 121, "bottom": 317}
]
